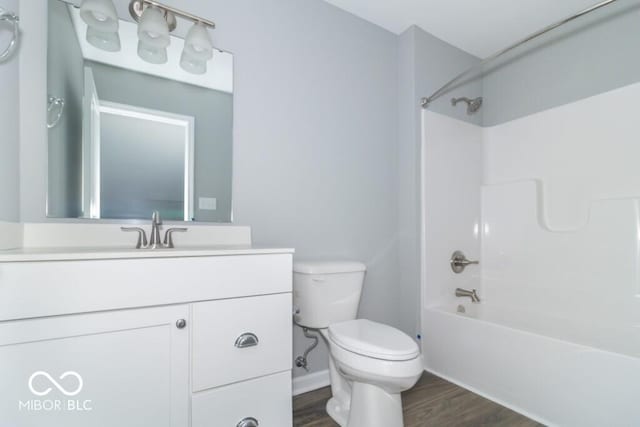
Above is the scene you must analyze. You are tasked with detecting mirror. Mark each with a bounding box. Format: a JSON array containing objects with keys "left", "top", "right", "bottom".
[{"left": 46, "top": 0, "right": 233, "bottom": 222}]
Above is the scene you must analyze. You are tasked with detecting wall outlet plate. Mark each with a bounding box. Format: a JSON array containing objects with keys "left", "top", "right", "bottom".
[{"left": 199, "top": 197, "right": 217, "bottom": 210}]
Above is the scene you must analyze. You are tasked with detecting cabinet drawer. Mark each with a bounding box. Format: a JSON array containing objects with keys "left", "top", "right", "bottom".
[
  {"left": 192, "top": 371, "right": 292, "bottom": 427},
  {"left": 192, "top": 293, "right": 292, "bottom": 391}
]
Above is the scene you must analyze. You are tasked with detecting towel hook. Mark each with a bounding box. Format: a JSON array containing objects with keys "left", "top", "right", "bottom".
[
  {"left": 47, "top": 96, "right": 65, "bottom": 129},
  {"left": 0, "top": 7, "right": 19, "bottom": 63}
]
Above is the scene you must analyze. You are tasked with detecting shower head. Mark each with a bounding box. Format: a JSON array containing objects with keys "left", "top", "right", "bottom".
[{"left": 451, "top": 96, "right": 483, "bottom": 115}]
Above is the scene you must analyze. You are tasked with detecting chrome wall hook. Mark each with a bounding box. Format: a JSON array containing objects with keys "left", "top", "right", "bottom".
[
  {"left": 0, "top": 7, "right": 19, "bottom": 63},
  {"left": 47, "top": 96, "right": 65, "bottom": 129}
]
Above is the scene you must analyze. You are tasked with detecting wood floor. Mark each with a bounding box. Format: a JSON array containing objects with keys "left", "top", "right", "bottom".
[{"left": 293, "top": 372, "right": 544, "bottom": 427}]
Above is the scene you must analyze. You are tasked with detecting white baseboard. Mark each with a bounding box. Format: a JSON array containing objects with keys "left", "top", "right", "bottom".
[
  {"left": 0, "top": 221, "right": 23, "bottom": 250},
  {"left": 292, "top": 369, "right": 330, "bottom": 396}
]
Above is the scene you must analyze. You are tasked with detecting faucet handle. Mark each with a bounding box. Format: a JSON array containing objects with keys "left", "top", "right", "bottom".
[
  {"left": 163, "top": 227, "right": 187, "bottom": 249},
  {"left": 121, "top": 227, "right": 149, "bottom": 249}
]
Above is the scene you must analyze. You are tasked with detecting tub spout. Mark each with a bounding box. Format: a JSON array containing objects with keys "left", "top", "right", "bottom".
[{"left": 455, "top": 288, "right": 480, "bottom": 303}]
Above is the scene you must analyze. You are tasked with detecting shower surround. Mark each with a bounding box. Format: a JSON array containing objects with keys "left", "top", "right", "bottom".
[{"left": 421, "top": 82, "right": 640, "bottom": 426}]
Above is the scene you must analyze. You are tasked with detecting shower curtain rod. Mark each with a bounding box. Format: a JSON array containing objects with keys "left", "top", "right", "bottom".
[{"left": 421, "top": 0, "right": 618, "bottom": 109}]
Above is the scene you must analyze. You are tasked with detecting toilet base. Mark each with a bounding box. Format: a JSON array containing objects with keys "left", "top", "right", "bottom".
[
  {"left": 326, "top": 383, "right": 403, "bottom": 427},
  {"left": 326, "top": 396, "right": 349, "bottom": 427},
  {"left": 346, "top": 382, "right": 404, "bottom": 427}
]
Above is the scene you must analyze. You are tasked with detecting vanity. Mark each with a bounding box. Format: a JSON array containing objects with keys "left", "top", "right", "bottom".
[
  {"left": 0, "top": 224, "right": 294, "bottom": 426},
  {"left": 0, "top": 1, "right": 297, "bottom": 425}
]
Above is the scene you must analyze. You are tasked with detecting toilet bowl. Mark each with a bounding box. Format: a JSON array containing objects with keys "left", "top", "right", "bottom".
[{"left": 293, "top": 261, "right": 423, "bottom": 427}]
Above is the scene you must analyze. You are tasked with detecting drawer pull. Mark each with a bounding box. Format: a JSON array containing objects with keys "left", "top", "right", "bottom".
[
  {"left": 234, "top": 332, "right": 259, "bottom": 348},
  {"left": 236, "top": 417, "right": 259, "bottom": 427}
]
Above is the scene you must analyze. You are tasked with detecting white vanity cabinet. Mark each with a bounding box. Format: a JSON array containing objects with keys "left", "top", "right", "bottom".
[
  {"left": 0, "top": 304, "right": 191, "bottom": 427},
  {"left": 0, "top": 249, "right": 294, "bottom": 427}
]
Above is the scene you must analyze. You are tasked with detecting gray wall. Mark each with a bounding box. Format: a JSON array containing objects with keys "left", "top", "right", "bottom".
[
  {"left": 397, "top": 26, "right": 481, "bottom": 339},
  {"left": 47, "top": 0, "right": 83, "bottom": 218},
  {"left": 89, "top": 61, "right": 233, "bottom": 222},
  {"left": 483, "top": 0, "right": 640, "bottom": 126},
  {"left": 0, "top": 0, "right": 20, "bottom": 222},
  {"left": 179, "top": 0, "right": 400, "bottom": 376}
]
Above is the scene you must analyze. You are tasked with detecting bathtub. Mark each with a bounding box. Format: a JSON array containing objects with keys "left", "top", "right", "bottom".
[{"left": 422, "top": 303, "right": 640, "bottom": 427}]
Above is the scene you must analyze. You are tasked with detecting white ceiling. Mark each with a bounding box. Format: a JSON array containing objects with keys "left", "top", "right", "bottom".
[{"left": 323, "top": 0, "right": 603, "bottom": 57}]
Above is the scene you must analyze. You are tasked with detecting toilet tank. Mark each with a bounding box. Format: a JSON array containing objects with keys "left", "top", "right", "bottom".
[{"left": 293, "top": 260, "right": 366, "bottom": 329}]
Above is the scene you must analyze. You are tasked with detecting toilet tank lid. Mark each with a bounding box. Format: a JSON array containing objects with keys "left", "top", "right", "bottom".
[{"left": 293, "top": 260, "right": 366, "bottom": 274}]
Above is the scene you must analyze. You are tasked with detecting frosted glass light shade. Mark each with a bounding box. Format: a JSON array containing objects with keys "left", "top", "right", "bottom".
[
  {"left": 137, "top": 41, "right": 168, "bottom": 64},
  {"left": 80, "top": 0, "right": 119, "bottom": 33},
  {"left": 183, "top": 23, "right": 213, "bottom": 61},
  {"left": 137, "top": 6, "right": 170, "bottom": 49},
  {"left": 180, "top": 50, "right": 206, "bottom": 75},
  {"left": 86, "top": 27, "right": 121, "bottom": 52}
]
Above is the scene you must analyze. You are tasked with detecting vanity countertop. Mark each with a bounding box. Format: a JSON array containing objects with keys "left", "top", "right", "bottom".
[{"left": 0, "top": 245, "right": 295, "bottom": 263}]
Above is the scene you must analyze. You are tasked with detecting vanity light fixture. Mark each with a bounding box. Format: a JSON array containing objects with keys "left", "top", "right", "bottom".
[
  {"left": 137, "top": 5, "right": 170, "bottom": 49},
  {"left": 86, "top": 27, "right": 121, "bottom": 52},
  {"left": 136, "top": 5, "right": 170, "bottom": 63},
  {"left": 79, "top": 0, "right": 121, "bottom": 52},
  {"left": 183, "top": 22, "right": 213, "bottom": 61},
  {"left": 179, "top": 50, "right": 206, "bottom": 75},
  {"left": 179, "top": 22, "right": 213, "bottom": 74},
  {"left": 129, "top": 0, "right": 216, "bottom": 72},
  {"left": 137, "top": 40, "right": 168, "bottom": 64}
]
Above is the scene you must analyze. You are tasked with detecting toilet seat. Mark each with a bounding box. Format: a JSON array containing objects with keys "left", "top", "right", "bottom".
[{"left": 328, "top": 319, "right": 419, "bottom": 361}]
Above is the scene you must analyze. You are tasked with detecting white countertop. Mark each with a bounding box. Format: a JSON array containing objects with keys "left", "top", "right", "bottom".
[{"left": 0, "top": 245, "right": 295, "bottom": 262}]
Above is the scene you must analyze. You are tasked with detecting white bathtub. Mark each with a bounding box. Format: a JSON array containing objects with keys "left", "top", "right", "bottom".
[{"left": 422, "top": 303, "right": 640, "bottom": 427}]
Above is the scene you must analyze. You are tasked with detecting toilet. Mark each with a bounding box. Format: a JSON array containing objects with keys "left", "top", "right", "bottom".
[{"left": 293, "top": 260, "right": 423, "bottom": 427}]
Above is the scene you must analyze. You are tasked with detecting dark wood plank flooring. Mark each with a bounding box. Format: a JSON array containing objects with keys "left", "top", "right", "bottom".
[{"left": 293, "top": 372, "right": 544, "bottom": 427}]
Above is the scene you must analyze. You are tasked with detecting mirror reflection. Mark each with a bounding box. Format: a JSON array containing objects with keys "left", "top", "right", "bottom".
[{"left": 47, "top": 0, "right": 233, "bottom": 222}]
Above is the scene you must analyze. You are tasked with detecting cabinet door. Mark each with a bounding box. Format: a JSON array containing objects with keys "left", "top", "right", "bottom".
[{"left": 0, "top": 305, "right": 189, "bottom": 427}]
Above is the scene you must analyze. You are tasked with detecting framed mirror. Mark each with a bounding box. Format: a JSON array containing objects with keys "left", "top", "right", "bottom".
[{"left": 46, "top": 0, "right": 233, "bottom": 222}]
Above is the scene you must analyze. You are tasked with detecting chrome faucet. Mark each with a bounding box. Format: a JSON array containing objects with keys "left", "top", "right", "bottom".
[
  {"left": 121, "top": 211, "right": 188, "bottom": 249},
  {"left": 149, "top": 211, "right": 163, "bottom": 249},
  {"left": 455, "top": 288, "right": 480, "bottom": 303}
]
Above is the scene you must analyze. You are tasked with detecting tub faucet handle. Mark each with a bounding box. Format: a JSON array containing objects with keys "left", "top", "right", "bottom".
[{"left": 450, "top": 250, "right": 479, "bottom": 273}]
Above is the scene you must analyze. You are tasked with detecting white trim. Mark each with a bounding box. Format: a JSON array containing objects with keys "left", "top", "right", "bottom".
[{"left": 292, "top": 369, "right": 330, "bottom": 396}]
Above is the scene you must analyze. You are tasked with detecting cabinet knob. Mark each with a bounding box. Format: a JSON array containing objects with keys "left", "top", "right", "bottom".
[
  {"left": 234, "top": 332, "right": 259, "bottom": 348},
  {"left": 176, "top": 319, "right": 187, "bottom": 329},
  {"left": 236, "top": 417, "right": 259, "bottom": 427}
]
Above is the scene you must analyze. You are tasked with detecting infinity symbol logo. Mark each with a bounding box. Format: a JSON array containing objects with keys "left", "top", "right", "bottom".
[{"left": 28, "top": 371, "right": 84, "bottom": 397}]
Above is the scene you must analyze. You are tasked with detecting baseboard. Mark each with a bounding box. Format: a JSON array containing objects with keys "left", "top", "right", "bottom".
[
  {"left": 292, "top": 369, "right": 330, "bottom": 396},
  {"left": 0, "top": 221, "right": 23, "bottom": 250}
]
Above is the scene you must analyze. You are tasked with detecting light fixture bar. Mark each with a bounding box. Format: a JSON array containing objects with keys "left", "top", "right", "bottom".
[{"left": 129, "top": 0, "right": 215, "bottom": 29}]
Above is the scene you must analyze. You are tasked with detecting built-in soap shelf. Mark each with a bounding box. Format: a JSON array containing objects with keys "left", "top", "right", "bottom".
[
  {"left": 481, "top": 179, "right": 640, "bottom": 323},
  {"left": 482, "top": 179, "right": 640, "bottom": 233}
]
